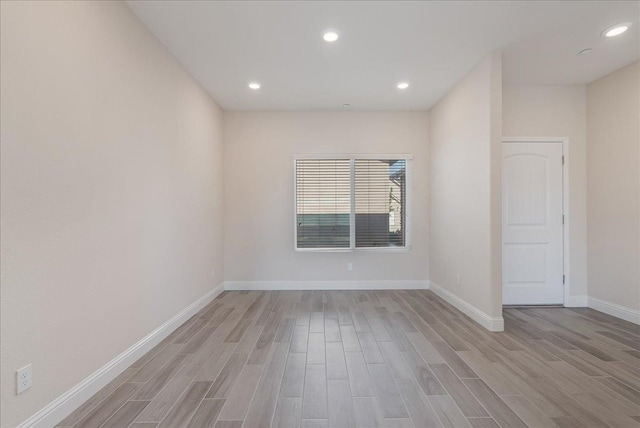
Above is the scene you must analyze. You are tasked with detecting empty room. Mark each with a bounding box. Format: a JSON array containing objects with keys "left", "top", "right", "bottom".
[{"left": 1, "top": 1, "right": 639, "bottom": 427}]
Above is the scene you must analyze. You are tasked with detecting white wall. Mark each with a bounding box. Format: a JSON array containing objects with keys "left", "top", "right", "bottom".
[
  {"left": 428, "top": 52, "right": 503, "bottom": 319},
  {"left": 586, "top": 61, "right": 640, "bottom": 311},
  {"left": 223, "top": 111, "right": 429, "bottom": 286},
  {"left": 0, "top": 2, "right": 224, "bottom": 426},
  {"left": 503, "top": 85, "right": 588, "bottom": 304}
]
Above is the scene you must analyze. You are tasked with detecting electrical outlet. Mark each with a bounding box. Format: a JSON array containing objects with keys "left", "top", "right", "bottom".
[
  {"left": 16, "top": 364, "right": 32, "bottom": 394},
  {"left": 347, "top": 263, "right": 353, "bottom": 272},
  {"left": 457, "top": 274, "right": 462, "bottom": 287}
]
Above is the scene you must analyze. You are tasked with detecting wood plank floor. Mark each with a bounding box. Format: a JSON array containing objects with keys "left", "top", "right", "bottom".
[{"left": 57, "top": 290, "right": 640, "bottom": 428}]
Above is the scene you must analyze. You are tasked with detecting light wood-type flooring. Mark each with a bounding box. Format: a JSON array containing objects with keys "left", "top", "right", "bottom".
[{"left": 57, "top": 290, "right": 640, "bottom": 428}]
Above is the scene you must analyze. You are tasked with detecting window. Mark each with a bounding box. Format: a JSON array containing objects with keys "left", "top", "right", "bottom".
[
  {"left": 296, "top": 159, "right": 351, "bottom": 249},
  {"left": 295, "top": 156, "right": 410, "bottom": 250},
  {"left": 355, "top": 159, "right": 407, "bottom": 247}
]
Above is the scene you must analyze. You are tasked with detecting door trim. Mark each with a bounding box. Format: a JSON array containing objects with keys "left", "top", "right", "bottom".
[{"left": 502, "top": 137, "right": 570, "bottom": 307}]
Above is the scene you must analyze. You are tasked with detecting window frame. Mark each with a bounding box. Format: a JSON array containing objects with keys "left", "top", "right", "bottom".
[{"left": 293, "top": 154, "right": 413, "bottom": 252}]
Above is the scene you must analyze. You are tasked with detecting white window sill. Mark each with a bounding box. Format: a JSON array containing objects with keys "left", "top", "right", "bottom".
[{"left": 295, "top": 246, "right": 412, "bottom": 253}]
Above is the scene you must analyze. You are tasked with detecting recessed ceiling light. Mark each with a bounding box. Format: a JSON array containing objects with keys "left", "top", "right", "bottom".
[
  {"left": 343, "top": 103, "right": 351, "bottom": 108},
  {"left": 248, "top": 82, "right": 261, "bottom": 90},
  {"left": 323, "top": 30, "right": 340, "bottom": 42},
  {"left": 397, "top": 82, "right": 410, "bottom": 90},
  {"left": 579, "top": 48, "right": 593, "bottom": 55},
  {"left": 603, "top": 24, "right": 630, "bottom": 37}
]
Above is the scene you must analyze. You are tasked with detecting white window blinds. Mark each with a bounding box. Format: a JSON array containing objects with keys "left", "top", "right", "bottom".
[
  {"left": 355, "top": 159, "right": 406, "bottom": 247},
  {"left": 296, "top": 159, "right": 351, "bottom": 248},
  {"left": 295, "top": 158, "right": 408, "bottom": 249}
]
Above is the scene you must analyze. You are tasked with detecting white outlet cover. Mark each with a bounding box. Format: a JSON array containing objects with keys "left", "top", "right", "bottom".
[{"left": 16, "top": 364, "right": 32, "bottom": 394}]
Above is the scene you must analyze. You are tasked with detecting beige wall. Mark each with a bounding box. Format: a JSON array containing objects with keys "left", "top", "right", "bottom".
[
  {"left": 586, "top": 61, "right": 640, "bottom": 310},
  {"left": 223, "top": 111, "right": 429, "bottom": 283},
  {"left": 503, "top": 85, "right": 588, "bottom": 302},
  {"left": 0, "top": 2, "right": 224, "bottom": 426},
  {"left": 428, "top": 52, "right": 503, "bottom": 318}
]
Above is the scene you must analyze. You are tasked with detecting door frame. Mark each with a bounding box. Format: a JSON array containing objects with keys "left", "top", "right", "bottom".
[{"left": 502, "top": 137, "right": 570, "bottom": 306}]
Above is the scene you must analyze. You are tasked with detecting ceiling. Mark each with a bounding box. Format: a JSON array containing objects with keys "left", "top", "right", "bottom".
[{"left": 126, "top": 1, "right": 639, "bottom": 111}]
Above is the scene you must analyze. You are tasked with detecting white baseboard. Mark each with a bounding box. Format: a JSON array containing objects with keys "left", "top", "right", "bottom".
[
  {"left": 564, "top": 295, "right": 588, "bottom": 307},
  {"left": 588, "top": 297, "right": 640, "bottom": 325},
  {"left": 223, "top": 280, "right": 429, "bottom": 291},
  {"left": 429, "top": 281, "right": 504, "bottom": 332},
  {"left": 17, "top": 283, "right": 225, "bottom": 428}
]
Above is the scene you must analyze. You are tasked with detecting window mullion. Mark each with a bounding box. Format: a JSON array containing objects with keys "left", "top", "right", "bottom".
[{"left": 349, "top": 158, "right": 356, "bottom": 249}]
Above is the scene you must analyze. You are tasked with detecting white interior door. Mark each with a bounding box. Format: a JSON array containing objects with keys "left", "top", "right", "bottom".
[{"left": 502, "top": 142, "right": 564, "bottom": 305}]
